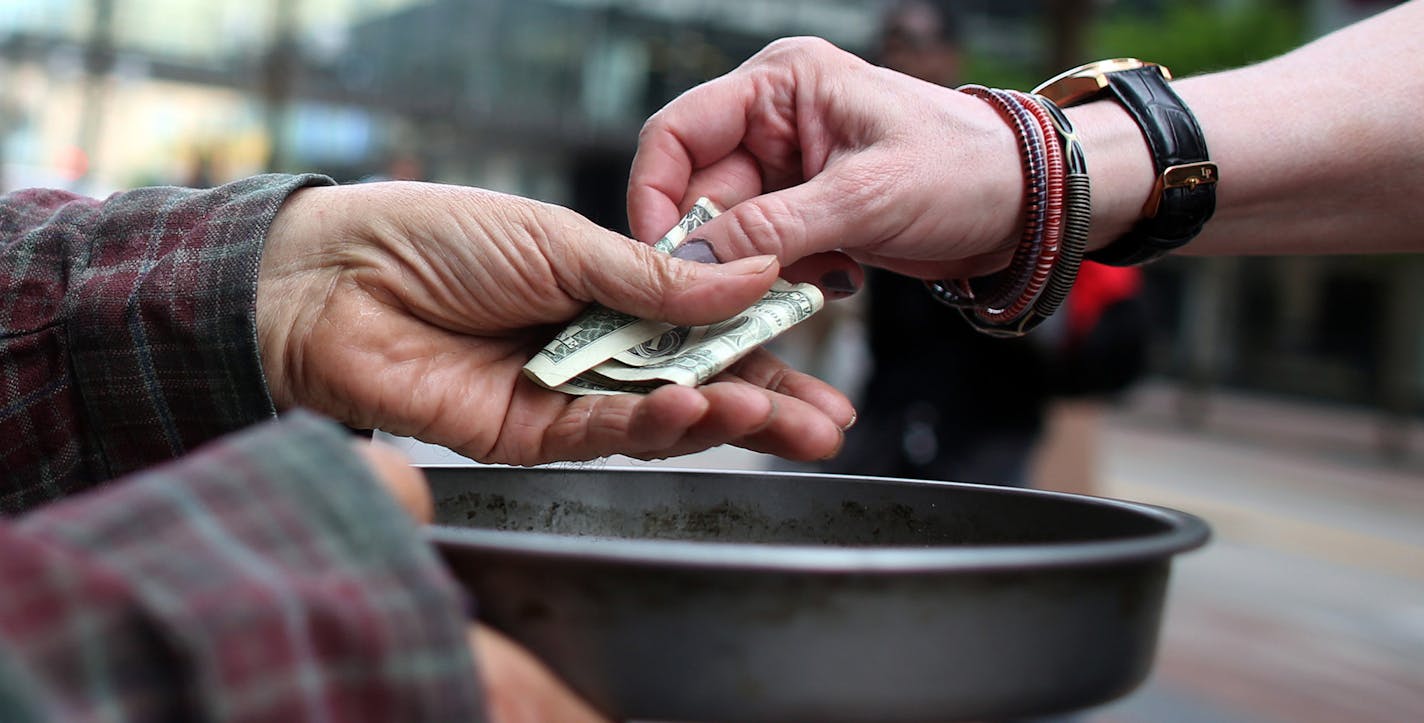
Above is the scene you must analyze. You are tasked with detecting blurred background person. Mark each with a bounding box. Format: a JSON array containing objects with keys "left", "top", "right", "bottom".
[{"left": 823, "top": 0, "right": 1148, "bottom": 492}]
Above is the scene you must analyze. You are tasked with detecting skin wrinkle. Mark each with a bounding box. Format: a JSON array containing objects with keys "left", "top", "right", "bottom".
[
  {"left": 407, "top": 218, "right": 485, "bottom": 327},
  {"left": 387, "top": 339, "right": 481, "bottom": 439},
  {"left": 631, "top": 125, "right": 697, "bottom": 241},
  {"left": 724, "top": 191, "right": 797, "bottom": 261},
  {"left": 423, "top": 214, "right": 488, "bottom": 316},
  {"left": 647, "top": 123, "right": 697, "bottom": 183},
  {"left": 634, "top": 393, "right": 704, "bottom": 453},
  {"left": 665, "top": 115, "right": 730, "bottom": 185},
  {"left": 535, "top": 212, "right": 581, "bottom": 299},
  {"left": 314, "top": 195, "right": 603, "bottom": 458},
  {"left": 702, "top": 372, "right": 838, "bottom": 460},
  {"left": 261, "top": 257, "right": 346, "bottom": 411},
  {"left": 539, "top": 398, "right": 623, "bottom": 464},
  {"left": 315, "top": 293, "right": 400, "bottom": 428},
  {"left": 746, "top": 69, "right": 804, "bottom": 188},
  {"left": 542, "top": 206, "right": 705, "bottom": 330},
  {"left": 471, "top": 378, "right": 546, "bottom": 462},
  {"left": 647, "top": 254, "right": 704, "bottom": 322},
  {"left": 794, "top": 60, "right": 847, "bottom": 176},
  {"left": 366, "top": 186, "right": 482, "bottom": 330},
  {"left": 686, "top": 150, "right": 761, "bottom": 211},
  {"left": 623, "top": 391, "right": 749, "bottom": 461},
  {"left": 464, "top": 208, "right": 551, "bottom": 327},
  {"left": 744, "top": 361, "right": 796, "bottom": 402},
  {"left": 287, "top": 271, "right": 348, "bottom": 413},
  {"left": 434, "top": 388, "right": 502, "bottom": 461}
]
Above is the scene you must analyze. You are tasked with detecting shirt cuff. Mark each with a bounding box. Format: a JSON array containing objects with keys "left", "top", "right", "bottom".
[{"left": 68, "top": 173, "right": 336, "bottom": 480}]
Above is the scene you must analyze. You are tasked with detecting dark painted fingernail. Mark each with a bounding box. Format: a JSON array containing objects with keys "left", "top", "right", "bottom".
[
  {"left": 821, "top": 270, "right": 859, "bottom": 296},
  {"left": 671, "top": 238, "right": 720, "bottom": 264}
]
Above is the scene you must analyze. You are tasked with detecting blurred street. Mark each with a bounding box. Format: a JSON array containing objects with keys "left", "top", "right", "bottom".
[
  {"left": 1088, "top": 385, "right": 1424, "bottom": 723},
  {"left": 398, "top": 381, "right": 1424, "bottom": 722}
]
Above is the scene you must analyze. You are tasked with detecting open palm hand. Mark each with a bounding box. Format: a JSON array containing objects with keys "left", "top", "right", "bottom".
[{"left": 257, "top": 182, "right": 852, "bottom": 465}]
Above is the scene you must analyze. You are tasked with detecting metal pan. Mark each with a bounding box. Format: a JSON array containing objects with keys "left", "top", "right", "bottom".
[{"left": 426, "top": 466, "right": 1208, "bottom": 722}]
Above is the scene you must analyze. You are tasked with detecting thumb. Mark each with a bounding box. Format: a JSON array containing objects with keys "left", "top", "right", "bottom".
[
  {"left": 693, "top": 162, "right": 896, "bottom": 267},
  {"left": 355, "top": 441, "right": 433, "bottom": 524},
  {"left": 570, "top": 234, "right": 782, "bottom": 326}
]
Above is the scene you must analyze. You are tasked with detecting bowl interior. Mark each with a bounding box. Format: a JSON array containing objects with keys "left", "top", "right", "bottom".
[{"left": 426, "top": 466, "right": 1180, "bottom": 549}]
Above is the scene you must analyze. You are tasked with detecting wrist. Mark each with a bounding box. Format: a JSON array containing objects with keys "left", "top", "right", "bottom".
[
  {"left": 257, "top": 186, "right": 343, "bottom": 410},
  {"left": 924, "top": 83, "right": 1027, "bottom": 270},
  {"left": 1063, "top": 99, "right": 1156, "bottom": 253}
]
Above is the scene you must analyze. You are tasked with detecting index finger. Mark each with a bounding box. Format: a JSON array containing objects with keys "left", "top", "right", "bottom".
[{"left": 628, "top": 74, "right": 759, "bottom": 243}]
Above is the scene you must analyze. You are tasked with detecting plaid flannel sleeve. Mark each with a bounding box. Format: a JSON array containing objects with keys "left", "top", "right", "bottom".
[
  {"left": 0, "top": 174, "right": 334, "bottom": 513},
  {"left": 0, "top": 411, "right": 485, "bottom": 722}
]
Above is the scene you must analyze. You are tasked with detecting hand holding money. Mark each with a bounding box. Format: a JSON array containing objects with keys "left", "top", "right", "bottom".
[
  {"left": 260, "top": 182, "right": 852, "bottom": 464},
  {"left": 524, "top": 199, "right": 825, "bottom": 395}
]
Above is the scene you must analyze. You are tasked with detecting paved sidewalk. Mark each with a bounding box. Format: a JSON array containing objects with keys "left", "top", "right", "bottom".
[{"left": 1088, "top": 386, "right": 1424, "bottom": 723}]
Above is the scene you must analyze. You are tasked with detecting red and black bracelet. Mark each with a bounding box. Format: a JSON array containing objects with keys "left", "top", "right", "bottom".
[
  {"left": 1024, "top": 93, "right": 1090, "bottom": 330},
  {"left": 927, "top": 85, "right": 1088, "bottom": 338},
  {"left": 925, "top": 84, "right": 1047, "bottom": 312},
  {"left": 974, "top": 88, "right": 1066, "bottom": 327}
]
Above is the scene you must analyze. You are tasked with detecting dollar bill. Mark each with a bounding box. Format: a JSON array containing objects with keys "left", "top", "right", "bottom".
[
  {"left": 612, "top": 325, "right": 713, "bottom": 367},
  {"left": 523, "top": 199, "right": 825, "bottom": 396},
  {"left": 522, "top": 198, "right": 720, "bottom": 389},
  {"left": 582, "top": 280, "right": 822, "bottom": 388}
]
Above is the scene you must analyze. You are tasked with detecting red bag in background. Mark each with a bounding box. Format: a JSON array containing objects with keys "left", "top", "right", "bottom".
[{"left": 1046, "top": 262, "right": 1151, "bottom": 397}]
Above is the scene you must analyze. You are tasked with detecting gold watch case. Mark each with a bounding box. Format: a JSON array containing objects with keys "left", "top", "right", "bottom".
[{"left": 1032, "top": 58, "right": 1173, "bottom": 107}]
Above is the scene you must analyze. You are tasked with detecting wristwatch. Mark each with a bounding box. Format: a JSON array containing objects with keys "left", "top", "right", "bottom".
[{"left": 1034, "top": 58, "right": 1218, "bottom": 266}]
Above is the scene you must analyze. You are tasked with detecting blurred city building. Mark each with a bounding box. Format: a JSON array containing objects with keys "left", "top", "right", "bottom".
[{"left": 0, "top": 0, "right": 1419, "bottom": 454}]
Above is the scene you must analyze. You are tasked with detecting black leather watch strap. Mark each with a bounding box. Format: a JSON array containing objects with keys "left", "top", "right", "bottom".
[{"left": 1089, "top": 66, "right": 1216, "bottom": 266}]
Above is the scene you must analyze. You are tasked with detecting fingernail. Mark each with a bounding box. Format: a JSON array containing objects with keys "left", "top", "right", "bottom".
[
  {"left": 841, "top": 411, "right": 857, "bottom": 431},
  {"left": 820, "top": 270, "right": 859, "bottom": 297},
  {"left": 719, "top": 255, "right": 778, "bottom": 276},
  {"left": 671, "top": 238, "right": 720, "bottom": 264},
  {"left": 819, "top": 428, "right": 847, "bottom": 461}
]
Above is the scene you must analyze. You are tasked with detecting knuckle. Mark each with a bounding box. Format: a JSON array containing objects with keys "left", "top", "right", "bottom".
[
  {"left": 764, "top": 36, "right": 828, "bottom": 57},
  {"left": 651, "top": 255, "right": 700, "bottom": 314},
  {"left": 725, "top": 196, "right": 800, "bottom": 258},
  {"left": 637, "top": 112, "right": 666, "bottom": 144},
  {"left": 759, "top": 36, "right": 847, "bottom": 70}
]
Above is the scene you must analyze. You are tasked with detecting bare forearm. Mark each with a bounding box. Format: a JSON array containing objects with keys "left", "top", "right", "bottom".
[{"left": 1071, "top": 0, "right": 1424, "bottom": 257}]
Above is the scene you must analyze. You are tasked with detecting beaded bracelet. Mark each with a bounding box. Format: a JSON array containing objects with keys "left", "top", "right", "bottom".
[
  {"left": 1024, "top": 93, "right": 1090, "bottom": 329},
  {"left": 926, "top": 85, "right": 1091, "bottom": 338},
  {"left": 927, "top": 87, "right": 1061, "bottom": 336},
  {"left": 925, "top": 84, "right": 1047, "bottom": 311},
  {"left": 973, "top": 89, "right": 1066, "bottom": 327},
  {"left": 964, "top": 85, "right": 1050, "bottom": 312}
]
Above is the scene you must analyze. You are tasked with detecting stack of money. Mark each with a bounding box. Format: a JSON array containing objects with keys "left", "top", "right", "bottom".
[{"left": 523, "top": 199, "right": 824, "bottom": 395}]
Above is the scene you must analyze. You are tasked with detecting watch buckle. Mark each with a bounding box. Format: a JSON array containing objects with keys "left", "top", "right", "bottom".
[{"left": 1144, "top": 162, "right": 1218, "bottom": 218}]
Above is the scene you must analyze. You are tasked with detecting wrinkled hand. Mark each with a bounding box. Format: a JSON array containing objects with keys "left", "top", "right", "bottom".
[
  {"left": 259, "top": 182, "right": 853, "bottom": 465},
  {"left": 629, "top": 37, "right": 1026, "bottom": 281},
  {"left": 358, "top": 444, "right": 608, "bottom": 723}
]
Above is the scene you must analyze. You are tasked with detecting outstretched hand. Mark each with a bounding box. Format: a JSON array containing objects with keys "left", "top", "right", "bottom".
[
  {"left": 628, "top": 37, "right": 1028, "bottom": 281},
  {"left": 257, "top": 181, "right": 853, "bottom": 465}
]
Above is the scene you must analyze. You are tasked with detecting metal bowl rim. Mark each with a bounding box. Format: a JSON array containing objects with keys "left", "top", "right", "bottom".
[{"left": 424, "top": 465, "right": 1210, "bottom": 573}]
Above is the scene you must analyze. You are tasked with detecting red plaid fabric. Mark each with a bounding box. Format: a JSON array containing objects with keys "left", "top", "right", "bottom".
[
  {"left": 0, "top": 177, "right": 484, "bottom": 721},
  {"left": 0, "top": 413, "right": 484, "bottom": 722},
  {"left": 0, "top": 174, "right": 331, "bottom": 511}
]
